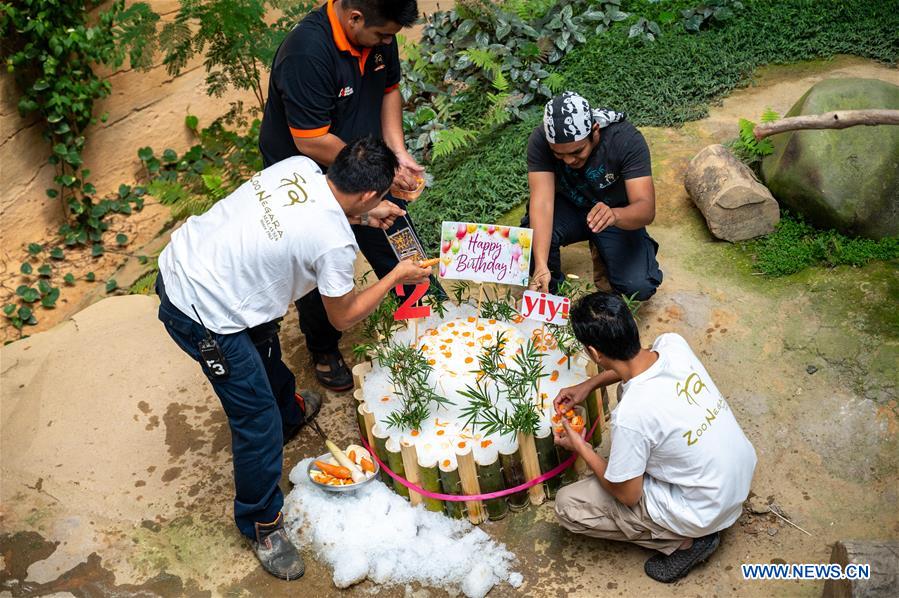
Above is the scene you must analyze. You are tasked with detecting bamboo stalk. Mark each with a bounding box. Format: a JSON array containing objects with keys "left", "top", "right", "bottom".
[
  {"left": 534, "top": 428, "right": 561, "bottom": 499},
  {"left": 355, "top": 403, "right": 368, "bottom": 443},
  {"left": 476, "top": 283, "right": 484, "bottom": 322},
  {"left": 499, "top": 446, "right": 529, "bottom": 511},
  {"left": 370, "top": 424, "right": 393, "bottom": 487},
  {"left": 456, "top": 445, "right": 486, "bottom": 524},
  {"left": 385, "top": 437, "right": 410, "bottom": 499},
  {"left": 584, "top": 361, "right": 603, "bottom": 446},
  {"left": 352, "top": 362, "right": 372, "bottom": 391},
  {"left": 438, "top": 460, "right": 466, "bottom": 519},
  {"left": 400, "top": 441, "right": 423, "bottom": 506},
  {"left": 417, "top": 454, "right": 445, "bottom": 513},
  {"left": 556, "top": 444, "right": 578, "bottom": 486},
  {"left": 517, "top": 432, "right": 546, "bottom": 505},
  {"left": 475, "top": 453, "right": 508, "bottom": 521},
  {"left": 359, "top": 399, "right": 376, "bottom": 449}
]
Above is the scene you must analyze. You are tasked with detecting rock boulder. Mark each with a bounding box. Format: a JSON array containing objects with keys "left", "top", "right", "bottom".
[{"left": 761, "top": 78, "right": 899, "bottom": 239}]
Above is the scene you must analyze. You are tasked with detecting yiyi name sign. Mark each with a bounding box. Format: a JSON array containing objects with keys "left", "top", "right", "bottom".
[
  {"left": 520, "top": 290, "right": 570, "bottom": 325},
  {"left": 438, "top": 222, "right": 532, "bottom": 286}
]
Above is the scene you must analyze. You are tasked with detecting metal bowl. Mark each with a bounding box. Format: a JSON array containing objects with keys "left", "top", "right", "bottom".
[{"left": 307, "top": 452, "right": 380, "bottom": 493}]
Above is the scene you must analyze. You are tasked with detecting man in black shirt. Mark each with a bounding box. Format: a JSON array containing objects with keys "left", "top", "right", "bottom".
[
  {"left": 524, "top": 91, "right": 663, "bottom": 300},
  {"left": 260, "top": 0, "right": 425, "bottom": 391}
]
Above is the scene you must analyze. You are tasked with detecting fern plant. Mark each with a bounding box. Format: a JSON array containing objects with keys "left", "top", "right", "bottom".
[{"left": 730, "top": 108, "right": 779, "bottom": 168}]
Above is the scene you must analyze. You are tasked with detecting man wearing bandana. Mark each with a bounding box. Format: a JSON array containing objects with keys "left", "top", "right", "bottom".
[{"left": 524, "top": 91, "right": 662, "bottom": 299}]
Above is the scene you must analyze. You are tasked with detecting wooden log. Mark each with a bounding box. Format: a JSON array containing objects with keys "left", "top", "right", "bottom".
[
  {"left": 475, "top": 453, "right": 508, "bottom": 521},
  {"left": 400, "top": 441, "right": 423, "bottom": 507},
  {"left": 823, "top": 540, "right": 899, "bottom": 598},
  {"left": 457, "top": 445, "right": 486, "bottom": 524},
  {"left": 754, "top": 109, "right": 899, "bottom": 140},
  {"left": 517, "top": 432, "right": 546, "bottom": 505},
  {"left": 417, "top": 455, "right": 445, "bottom": 513},
  {"left": 684, "top": 144, "right": 780, "bottom": 242},
  {"left": 499, "top": 446, "right": 530, "bottom": 511},
  {"left": 438, "top": 460, "right": 466, "bottom": 519},
  {"left": 352, "top": 361, "right": 372, "bottom": 391},
  {"left": 384, "top": 437, "right": 410, "bottom": 500},
  {"left": 533, "top": 428, "right": 561, "bottom": 499}
]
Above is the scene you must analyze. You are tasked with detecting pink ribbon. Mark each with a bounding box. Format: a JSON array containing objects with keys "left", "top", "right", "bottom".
[{"left": 359, "top": 416, "right": 600, "bottom": 502}]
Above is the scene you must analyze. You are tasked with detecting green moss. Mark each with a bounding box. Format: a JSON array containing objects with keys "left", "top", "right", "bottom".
[{"left": 740, "top": 214, "right": 899, "bottom": 277}]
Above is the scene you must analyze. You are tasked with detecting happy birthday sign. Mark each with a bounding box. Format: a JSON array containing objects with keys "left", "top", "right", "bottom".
[{"left": 438, "top": 222, "right": 532, "bottom": 286}]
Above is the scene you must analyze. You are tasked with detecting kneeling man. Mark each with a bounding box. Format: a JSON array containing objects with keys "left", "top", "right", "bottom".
[
  {"left": 156, "top": 137, "right": 431, "bottom": 580},
  {"left": 552, "top": 292, "right": 756, "bottom": 583},
  {"left": 525, "top": 91, "right": 662, "bottom": 299}
]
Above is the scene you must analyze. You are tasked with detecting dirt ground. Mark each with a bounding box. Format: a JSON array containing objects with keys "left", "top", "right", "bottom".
[{"left": 1, "top": 56, "right": 897, "bottom": 597}]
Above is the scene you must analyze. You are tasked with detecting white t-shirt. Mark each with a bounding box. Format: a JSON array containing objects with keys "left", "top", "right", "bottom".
[
  {"left": 604, "top": 333, "right": 757, "bottom": 537},
  {"left": 158, "top": 156, "right": 358, "bottom": 334}
]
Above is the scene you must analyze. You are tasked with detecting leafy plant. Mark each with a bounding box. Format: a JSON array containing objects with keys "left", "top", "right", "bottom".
[
  {"left": 360, "top": 293, "right": 402, "bottom": 345},
  {"left": 479, "top": 286, "right": 520, "bottom": 321},
  {"left": 159, "top": 0, "right": 316, "bottom": 117},
  {"left": 729, "top": 108, "right": 779, "bottom": 168},
  {"left": 458, "top": 333, "right": 546, "bottom": 437},
  {"left": 139, "top": 115, "right": 262, "bottom": 218},
  {"left": 374, "top": 343, "right": 454, "bottom": 431},
  {"left": 1, "top": 0, "right": 158, "bottom": 245},
  {"left": 682, "top": 0, "right": 744, "bottom": 32},
  {"left": 628, "top": 17, "right": 661, "bottom": 42}
]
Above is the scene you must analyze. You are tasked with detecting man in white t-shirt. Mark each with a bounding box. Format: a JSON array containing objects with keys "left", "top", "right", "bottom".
[
  {"left": 155, "top": 137, "right": 431, "bottom": 581},
  {"left": 552, "top": 291, "right": 757, "bottom": 583}
]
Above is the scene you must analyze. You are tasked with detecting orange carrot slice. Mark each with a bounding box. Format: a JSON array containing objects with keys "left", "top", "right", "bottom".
[
  {"left": 314, "top": 460, "right": 352, "bottom": 480},
  {"left": 550, "top": 370, "right": 559, "bottom": 382},
  {"left": 481, "top": 440, "right": 492, "bottom": 448},
  {"left": 360, "top": 458, "right": 375, "bottom": 473},
  {"left": 558, "top": 356, "right": 568, "bottom": 365}
]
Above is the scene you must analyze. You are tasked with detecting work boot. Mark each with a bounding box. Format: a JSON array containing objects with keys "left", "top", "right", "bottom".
[
  {"left": 312, "top": 350, "right": 354, "bottom": 392},
  {"left": 644, "top": 532, "right": 720, "bottom": 583},
  {"left": 283, "top": 389, "right": 323, "bottom": 446},
  {"left": 253, "top": 512, "right": 304, "bottom": 580}
]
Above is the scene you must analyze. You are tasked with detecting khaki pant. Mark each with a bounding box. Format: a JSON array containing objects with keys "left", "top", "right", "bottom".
[{"left": 554, "top": 475, "right": 688, "bottom": 555}]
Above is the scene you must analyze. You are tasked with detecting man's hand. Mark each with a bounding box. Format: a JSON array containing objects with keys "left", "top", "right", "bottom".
[
  {"left": 553, "top": 380, "right": 593, "bottom": 414},
  {"left": 529, "top": 266, "right": 551, "bottom": 292},
  {"left": 587, "top": 202, "right": 618, "bottom": 233},
  {"left": 554, "top": 416, "right": 588, "bottom": 453},
  {"left": 391, "top": 258, "right": 431, "bottom": 286},
  {"left": 366, "top": 201, "right": 406, "bottom": 230},
  {"left": 392, "top": 153, "right": 426, "bottom": 194}
]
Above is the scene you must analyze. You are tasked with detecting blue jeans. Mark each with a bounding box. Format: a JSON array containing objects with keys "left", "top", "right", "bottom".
[
  {"left": 522, "top": 197, "right": 663, "bottom": 300},
  {"left": 155, "top": 275, "right": 302, "bottom": 539}
]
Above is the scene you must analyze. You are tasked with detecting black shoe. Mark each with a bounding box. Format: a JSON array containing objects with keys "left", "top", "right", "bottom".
[
  {"left": 283, "top": 390, "right": 323, "bottom": 445},
  {"left": 252, "top": 512, "right": 304, "bottom": 580},
  {"left": 311, "top": 351, "right": 354, "bottom": 392},
  {"left": 644, "top": 532, "right": 720, "bottom": 583}
]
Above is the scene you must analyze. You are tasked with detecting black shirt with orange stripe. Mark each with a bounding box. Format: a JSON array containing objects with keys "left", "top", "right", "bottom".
[{"left": 259, "top": 0, "right": 401, "bottom": 168}]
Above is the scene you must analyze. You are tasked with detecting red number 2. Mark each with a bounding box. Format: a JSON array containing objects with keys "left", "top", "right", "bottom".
[{"left": 394, "top": 282, "right": 431, "bottom": 321}]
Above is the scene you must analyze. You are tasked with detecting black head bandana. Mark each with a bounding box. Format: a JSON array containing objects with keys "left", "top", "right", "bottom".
[{"left": 543, "top": 91, "right": 626, "bottom": 144}]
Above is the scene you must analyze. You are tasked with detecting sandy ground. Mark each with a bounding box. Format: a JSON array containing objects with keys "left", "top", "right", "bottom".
[{"left": 1, "top": 56, "right": 897, "bottom": 597}]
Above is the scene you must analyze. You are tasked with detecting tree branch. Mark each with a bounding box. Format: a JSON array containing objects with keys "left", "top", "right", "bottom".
[{"left": 754, "top": 109, "right": 899, "bottom": 140}]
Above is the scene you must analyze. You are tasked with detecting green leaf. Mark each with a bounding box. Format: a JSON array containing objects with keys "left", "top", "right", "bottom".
[
  {"left": 38, "top": 279, "right": 52, "bottom": 295},
  {"left": 64, "top": 273, "right": 76, "bottom": 285},
  {"left": 27, "top": 243, "right": 43, "bottom": 255},
  {"left": 41, "top": 288, "right": 60, "bottom": 308},
  {"left": 86, "top": 272, "right": 96, "bottom": 282},
  {"left": 138, "top": 255, "right": 149, "bottom": 265},
  {"left": 185, "top": 115, "right": 199, "bottom": 130},
  {"left": 91, "top": 244, "right": 104, "bottom": 257},
  {"left": 50, "top": 247, "right": 64, "bottom": 260},
  {"left": 115, "top": 233, "right": 128, "bottom": 246},
  {"left": 137, "top": 146, "right": 154, "bottom": 161},
  {"left": 3, "top": 304, "right": 17, "bottom": 316},
  {"left": 20, "top": 262, "right": 33, "bottom": 275},
  {"left": 118, "top": 184, "right": 132, "bottom": 198},
  {"left": 37, "top": 264, "right": 52, "bottom": 277},
  {"left": 46, "top": 188, "right": 59, "bottom": 198},
  {"left": 18, "top": 306, "right": 33, "bottom": 321},
  {"left": 162, "top": 148, "right": 178, "bottom": 163},
  {"left": 106, "top": 279, "right": 118, "bottom": 293},
  {"left": 18, "top": 287, "right": 39, "bottom": 303}
]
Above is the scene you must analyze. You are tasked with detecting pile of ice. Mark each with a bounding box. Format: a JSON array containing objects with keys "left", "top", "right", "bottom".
[{"left": 285, "top": 458, "right": 523, "bottom": 597}]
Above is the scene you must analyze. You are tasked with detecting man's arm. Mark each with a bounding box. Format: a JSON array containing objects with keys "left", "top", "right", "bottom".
[
  {"left": 321, "top": 260, "right": 429, "bottom": 331},
  {"left": 559, "top": 418, "right": 643, "bottom": 507},
  {"left": 293, "top": 134, "right": 346, "bottom": 168},
  {"left": 382, "top": 88, "right": 424, "bottom": 190},
  {"left": 528, "top": 170, "right": 556, "bottom": 291},
  {"left": 585, "top": 176, "right": 656, "bottom": 232}
]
